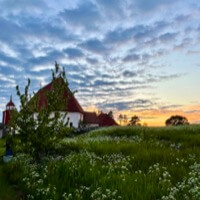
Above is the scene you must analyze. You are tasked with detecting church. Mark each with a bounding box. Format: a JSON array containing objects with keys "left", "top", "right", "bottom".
[
  {"left": 1, "top": 78, "right": 118, "bottom": 136},
  {"left": 2, "top": 96, "right": 16, "bottom": 137}
]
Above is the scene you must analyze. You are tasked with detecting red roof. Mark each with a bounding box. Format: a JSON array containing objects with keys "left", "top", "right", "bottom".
[
  {"left": 35, "top": 78, "right": 84, "bottom": 113},
  {"left": 98, "top": 113, "right": 118, "bottom": 127},
  {"left": 6, "top": 99, "right": 15, "bottom": 107},
  {"left": 3, "top": 97, "right": 15, "bottom": 125},
  {"left": 84, "top": 112, "right": 99, "bottom": 124}
]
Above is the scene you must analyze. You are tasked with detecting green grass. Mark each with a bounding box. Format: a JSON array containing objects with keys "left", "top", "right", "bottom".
[
  {"left": 0, "top": 165, "right": 21, "bottom": 200},
  {"left": 0, "top": 139, "right": 5, "bottom": 157},
  {"left": 0, "top": 138, "right": 22, "bottom": 200},
  {"left": 3, "top": 125, "right": 200, "bottom": 200}
]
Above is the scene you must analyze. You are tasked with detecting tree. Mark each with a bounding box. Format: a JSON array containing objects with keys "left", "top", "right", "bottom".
[
  {"left": 143, "top": 122, "right": 148, "bottom": 127},
  {"left": 118, "top": 114, "right": 123, "bottom": 125},
  {"left": 129, "top": 115, "right": 140, "bottom": 126},
  {"left": 123, "top": 114, "right": 128, "bottom": 125},
  {"left": 118, "top": 114, "right": 129, "bottom": 125},
  {"left": 11, "top": 62, "right": 70, "bottom": 162},
  {"left": 165, "top": 115, "right": 189, "bottom": 126}
]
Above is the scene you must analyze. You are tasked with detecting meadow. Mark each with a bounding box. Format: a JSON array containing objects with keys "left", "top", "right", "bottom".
[
  {"left": 1, "top": 125, "right": 200, "bottom": 200},
  {"left": 0, "top": 139, "right": 22, "bottom": 200}
]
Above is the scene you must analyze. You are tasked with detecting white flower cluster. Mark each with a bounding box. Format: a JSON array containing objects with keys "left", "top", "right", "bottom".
[
  {"left": 148, "top": 163, "right": 172, "bottom": 188},
  {"left": 62, "top": 135, "right": 143, "bottom": 146},
  {"left": 91, "top": 187, "right": 121, "bottom": 200},
  {"left": 161, "top": 162, "right": 200, "bottom": 200},
  {"left": 170, "top": 143, "right": 182, "bottom": 150},
  {"left": 8, "top": 127, "right": 200, "bottom": 200},
  {"left": 14, "top": 155, "right": 56, "bottom": 200}
]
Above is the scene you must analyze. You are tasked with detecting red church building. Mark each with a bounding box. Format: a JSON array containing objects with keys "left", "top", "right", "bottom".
[
  {"left": 2, "top": 96, "right": 15, "bottom": 137},
  {"left": 33, "top": 77, "right": 118, "bottom": 128},
  {"left": 1, "top": 79, "right": 118, "bottom": 136}
]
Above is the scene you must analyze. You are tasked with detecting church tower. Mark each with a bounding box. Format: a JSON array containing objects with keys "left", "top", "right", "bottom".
[{"left": 2, "top": 96, "right": 15, "bottom": 136}]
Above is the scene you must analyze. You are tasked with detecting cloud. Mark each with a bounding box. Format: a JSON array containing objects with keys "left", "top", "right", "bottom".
[
  {"left": 184, "top": 110, "right": 200, "bottom": 114},
  {"left": 97, "top": 99, "right": 154, "bottom": 110},
  {"left": 0, "top": 15, "right": 75, "bottom": 50},
  {"left": 104, "top": 20, "right": 169, "bottom": 46},
  {"left": 23, "top": 18, "right": 73, "bottom": 42},
  {"left": 104, "top": 25, "right": 147, "bottom": 45},
  {"left": 123, "top": 54, "right": 140, "bottom": 62},
  {"left": 86, "top": 57, "right": 98, "bottom": 64},
  {"left": 134, "top": 0, "right": 175, "bottom": 11},
  {"left": 187, "top": 50, "right": 200, "bottom": 54},
  {"left": 159, "top": 104, "right": 183, "bottom": 110},
  {"left": 174, "top": 38, "right": 192, "bottom": 50},
  {"left": 28, "top": 50, "right": 64, "bottom": 68},
  {"left": 60, "top": 2, "right": 101, "bottom": 30},
  {"left": 63, "top": 47, "right": 84, "bottom": 58},
  {"left": 122, "top": 70, "right": 138, "bottom": 78},
  {"left": 0, "top": 73, "right": 16, "bottom": 85},
  {"left": 94, "top": 0, "right": 125, "bottom": 19},
  {"left": 146, "top": 73, "right": 184, "bottom": 83},
  {"left": 0, "top": 63, "right": 22, "bottom": 74},
  {"left": 93, "top": 79, "right": 116, "bottom": 87},
  {"left": 175, "top": 14, "right": 191, "bottom": 23},
  {"left": 0, "top": 0, "right": 48, "bottom": 15},
  {"left": 0, "top": 0, "right": 199, "bottom": 125},
  {"left": 158, "top": 32, "right": 178, "bottom": 42},
  {"left": 0, "top": 51, "right": 21, "bottom": 66},
  {"left": 0, "top": 16, "right": 24, "bottom": 43},
  {"left": 80, "top": 38, "right": 108, "bottom": 54}
]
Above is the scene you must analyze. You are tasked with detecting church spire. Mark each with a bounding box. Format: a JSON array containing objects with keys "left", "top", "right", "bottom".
[{"left": 6, "top": 95, "right": 15, "bottom": 109}]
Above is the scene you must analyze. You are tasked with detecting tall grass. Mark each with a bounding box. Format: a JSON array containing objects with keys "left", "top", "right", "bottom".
[
  {"left": 0, "top": 138, "right": 23, "bottom": 200},
  {"left": 0, "top": 138, "right": 5, "bottom": 157},
  {"left": 3, "top": 125, "right": 200, "bottom": 200}
]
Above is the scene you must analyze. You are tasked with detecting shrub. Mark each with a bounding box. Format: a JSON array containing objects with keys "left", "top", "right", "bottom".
[
  {"left": 165, "top": 115, "right": 189, "bottom": 126},
  {"left": 11, "top": 62, "right": 71, "bottom": 162}
]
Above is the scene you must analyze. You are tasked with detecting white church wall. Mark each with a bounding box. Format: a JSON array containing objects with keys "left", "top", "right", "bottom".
[
  {"left": 34, "top": 112, "right": 83, "bottom": 128},
  {"left": 60, "top": 112, "right": 83, "bottom": 128}
]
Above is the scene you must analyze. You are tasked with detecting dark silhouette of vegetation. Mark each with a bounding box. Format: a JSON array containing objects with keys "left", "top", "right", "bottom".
[
  {"left": 118, "top": 114, "right": 128, "bottom": 125},
  {"left": 129, "top": 115, "right": 141, "bottom": 126},
  {"left": 165, "top": 115, "right": 189, "bottom": 126},
  {"left": 123, "top": 115, "right": 128, "bottom": 125},
  {"left": 118, "top": 114, "right": 123, "bottom": 125}
]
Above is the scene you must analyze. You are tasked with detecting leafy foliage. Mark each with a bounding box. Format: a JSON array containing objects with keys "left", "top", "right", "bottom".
[
  {"left": 11, "top": 62, "right": 71, "bottom": 162},
  {"left": 3, "top": 125, "right": 200, "bottom": 200},
  {"left": 165, "top": 115, "right": 189, "bottom": 126},
  {"left": 118, "top": 114, "right": 128, "bottom": 125},
  {"left": 129, "top": 115, "right": 140, "bottom": 126}
]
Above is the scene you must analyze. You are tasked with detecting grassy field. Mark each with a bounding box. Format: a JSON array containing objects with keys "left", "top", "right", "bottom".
[
  {"left": 2, "top": 125, "right": 200, "bottom": 200},
  {"left": 0, "top": 139, "right": 5, "bottom": 157},
  {"left": 0, "top": 139, "right": 22, "bottom": 200}
]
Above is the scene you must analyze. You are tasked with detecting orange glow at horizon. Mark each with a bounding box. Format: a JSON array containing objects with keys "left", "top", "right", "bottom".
[{"left": 84, "top": 105, "right": 200, "bottom": 127}]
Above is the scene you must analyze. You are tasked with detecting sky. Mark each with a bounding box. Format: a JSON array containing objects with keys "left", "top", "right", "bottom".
[{"left": 0, "top": 0, "right": 200, "bottom": 126}]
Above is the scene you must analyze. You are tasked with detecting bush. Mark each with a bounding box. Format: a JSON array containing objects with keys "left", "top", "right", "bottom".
[
  {"left": 11, "top": 62, "right": 71, "bottom": 162},
  {"left": 165, "top": 115, "right": 189, "bottom": 126}
]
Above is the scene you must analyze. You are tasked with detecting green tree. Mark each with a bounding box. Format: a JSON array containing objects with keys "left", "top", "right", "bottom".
[
  {"left": 11, "top": 62, "right": 70, "bottom": 162},
  {"left": 123, "top": 114, "right": 128, "bottom": 125},
  {"left": 129, "top": 115, "right": 140, "bottom": 126},
  {"left": 118, "top": 114, "right": 123, "bottom": 125},
  {"left": 165, "top": 115, "right": 189, "bottom": 126}
]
